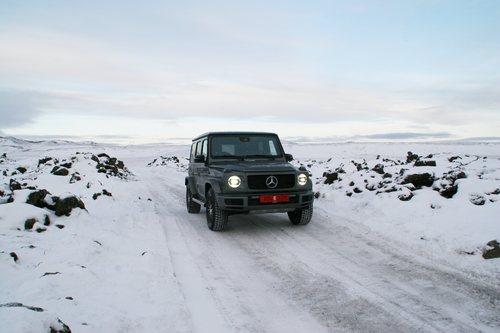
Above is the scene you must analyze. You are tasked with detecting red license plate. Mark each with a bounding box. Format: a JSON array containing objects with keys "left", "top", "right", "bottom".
[{"left": 260, "top": 195, "right": 289, "bottom": 203}]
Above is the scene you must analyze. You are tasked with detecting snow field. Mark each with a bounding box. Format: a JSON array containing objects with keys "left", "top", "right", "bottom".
[{"left": 1, "top": 138, "right": 499, "bottom": 332}]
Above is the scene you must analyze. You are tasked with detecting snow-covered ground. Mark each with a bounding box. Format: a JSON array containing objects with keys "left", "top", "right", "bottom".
[{"left": 1, "top": 137, "right": 499, "bottom": 332}]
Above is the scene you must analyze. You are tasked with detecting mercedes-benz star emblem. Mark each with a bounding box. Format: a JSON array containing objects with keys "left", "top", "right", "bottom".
[{"left": 266, "top": 176, "right": 278, "bottom": 189}]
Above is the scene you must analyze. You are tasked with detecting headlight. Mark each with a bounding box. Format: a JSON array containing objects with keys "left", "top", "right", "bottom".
[
  {"left": 228, "top": 175, "right": 241, "bottom": 188},
  {"left": 298, "top": 173, "right": 308, "bottom": 186}
]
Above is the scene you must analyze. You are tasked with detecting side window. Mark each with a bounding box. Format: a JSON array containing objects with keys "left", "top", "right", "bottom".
[
  {"left": 190, "top": 142, "right": 197, "bottom": 161},
  {"left": 268, "top": 140, "right": 278, "bottom": 155},
  {"left": 196, "top": 140, "right": 203, "bottom": 156},
  {"left": 201, "top": 140, "right": 208, "bottom": 159}
]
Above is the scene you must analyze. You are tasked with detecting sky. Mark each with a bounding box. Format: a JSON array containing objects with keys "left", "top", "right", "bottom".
[{"left": 1, "top": 0, "right": 499, "bottom": 145}]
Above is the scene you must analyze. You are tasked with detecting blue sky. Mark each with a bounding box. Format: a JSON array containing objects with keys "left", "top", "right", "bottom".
[{"left": 1, "top": 0, "right": 499, "bottom": 144}]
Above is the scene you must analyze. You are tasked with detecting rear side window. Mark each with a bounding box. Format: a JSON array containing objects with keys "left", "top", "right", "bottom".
[
  {"left": 201, "top": 140, "right": 208, "bottom": 159},
  {"left": 196, "top": 140, "right": 203, "bottom": 156},
  {"left": 190, "top": 142, "right": 197, "bottom": 160}
]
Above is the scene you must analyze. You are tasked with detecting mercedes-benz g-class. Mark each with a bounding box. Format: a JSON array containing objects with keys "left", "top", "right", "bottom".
[{"left": 185, "top": 132, "right": 314, "bottom": 231}]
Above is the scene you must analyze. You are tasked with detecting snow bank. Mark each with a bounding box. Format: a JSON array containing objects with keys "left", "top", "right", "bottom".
[{"left": 286, "top": 142, "right": 500, "bottom": 276}]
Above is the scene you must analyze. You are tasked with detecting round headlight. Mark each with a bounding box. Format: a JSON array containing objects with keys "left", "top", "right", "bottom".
[
  {"left": 228, "top": 175, "right": 242, "bottom": 188},
  {"left": 298, "top": 173, "right": 308, "bottom": 186}
]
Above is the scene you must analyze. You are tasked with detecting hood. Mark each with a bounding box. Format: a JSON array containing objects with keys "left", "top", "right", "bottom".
[{"left": 210, "top": 160, "right": 297, "bottom": 173}]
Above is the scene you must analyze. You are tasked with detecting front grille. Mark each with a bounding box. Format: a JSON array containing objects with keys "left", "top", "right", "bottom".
[{"left": 247, "top": 174, "right": 295, "bottom": 190}]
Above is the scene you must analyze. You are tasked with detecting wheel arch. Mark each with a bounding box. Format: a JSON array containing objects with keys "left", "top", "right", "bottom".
[
  {"left": 185, "top": 176, "right": 197, "bottom": 194},
  {"left": 206, "top": 179, "right": 222, "bottom": 196}
]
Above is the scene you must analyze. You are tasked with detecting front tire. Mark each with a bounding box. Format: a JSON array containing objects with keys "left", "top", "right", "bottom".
[
  {"left": 288, "top": 205, "right": 313, "bottom": 225},
  {"left": 206, "top": 188, "right": 228, "bottom": 231},
  {"left": 186, "top": 187, "right": 201, "bottom": 213}
]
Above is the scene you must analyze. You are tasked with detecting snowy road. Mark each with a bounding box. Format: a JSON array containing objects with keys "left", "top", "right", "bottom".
[{"left": 140, "top": 165, "right": 500, "bottom": 333}]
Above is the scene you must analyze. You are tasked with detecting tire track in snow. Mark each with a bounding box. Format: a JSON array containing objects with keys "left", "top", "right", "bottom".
[{"left": 147, "top": 186, "right": 232, "bottom": 333}]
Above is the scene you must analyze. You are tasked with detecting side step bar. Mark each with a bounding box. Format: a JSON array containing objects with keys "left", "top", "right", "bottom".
[{"left": 192, "top": 197, "right": 205, "bottom": 206}]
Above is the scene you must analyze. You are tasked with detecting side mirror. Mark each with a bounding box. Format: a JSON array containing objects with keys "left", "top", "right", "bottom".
[
  {"left": 285, "top": 153, "right": 293, "bottom": 162},
  {"left": 194, "top": 155, "right": 205, "bottom": 163}
]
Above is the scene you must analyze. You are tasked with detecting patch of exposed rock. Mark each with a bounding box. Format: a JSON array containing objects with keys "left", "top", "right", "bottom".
[
  {"left": 26, "top": 189, "right": 86, "bottom": 216},
  {"left": 92, "top": 153, "right": 130, "bottom": 178}
]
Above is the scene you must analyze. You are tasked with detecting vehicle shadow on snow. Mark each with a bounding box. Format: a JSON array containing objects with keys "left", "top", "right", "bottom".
[{"left": 206, "top": 213, "right": 303, "bottom": 234}]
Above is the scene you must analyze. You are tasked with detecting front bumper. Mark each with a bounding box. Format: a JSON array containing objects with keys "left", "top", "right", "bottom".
[{"left": 215, "top": 190, "right": 314, "bottom": 214}]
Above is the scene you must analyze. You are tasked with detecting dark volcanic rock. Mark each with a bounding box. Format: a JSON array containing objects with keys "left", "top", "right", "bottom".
[
  {"left": 16, "top": 167, "right": 27, "bottom": 174},
  {"left": 69, "top": 172, "right": 81, "bottom": 184},
  {"left": 440, "top": 185, "right": 458, "bottom": 199},
  {"left": 26, "top": 189, "right": 52, "bottom": 208},
  {"left": 44, "top": 215, "right": 51, "bottom": 226},
  {"left": 0, "top": 302, "right": 44, "bottom": 312},
  {"left": 402, "top": 173, "right": 434, "bottom": 189},
  {"left": 60, "top": 162, "right": 72, "bottom": 169},
  {"left": 353, "top": 187, "right": 363, "bottom": 194},
  {"left": 53, "top": 196, "right": 86, "bottom": 216},
  {"left": 352, "top": 160, "right": 368, "bottom": 172},
  {"left": 51, "top": 319, "right": 72, "bottom": 333},
  {"left": 323, "top": 172, "right": 338, "bottom": 184},
  {"left": 38, "top": 157, "right": 53, "bottom": 167},
  {"left": 470, "top": 195, "right": 486, "bottom": 206},
  {"left": 406, "top": 151, "right": 420, "bottom": 164},
  {"left": 437, "top": 171, "right": 467, "bottom": 199},
  {"left": 10, "top": 252, "right": 18, "bottom": 262},
  {"left": 372, "top": 164, "right": 385, "bottom": 174},
  {"left": 26, "top": 189, "right": 85, "bottom": 216},
  {"left": 93, "top": 153, "right": 129, "bottom": 178},
  {"left": 414, "top": 160, "right": 436, "bottom": 167},
  {"left": 398, "top": 192, "right": 414, "bottom": 201},
  {"left": 25, "top": 218, "right": 36, "bottom": 230},
  {"left": 51, "top": 166, "right": 70, "bottom": 176},
  {"left": 483, "top": 240, "right": 500, "bottom": 260},
  {"left": 93, "top": 189, "right": 113, "bottom": 200},
  {"left": 9, "top": 179, "right": 22, "bottom": 191}
]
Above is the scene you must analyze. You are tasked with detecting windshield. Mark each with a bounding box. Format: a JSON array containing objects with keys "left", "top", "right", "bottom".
[{"left": 211, "top": 135, "right": 283, "bottom": 159}]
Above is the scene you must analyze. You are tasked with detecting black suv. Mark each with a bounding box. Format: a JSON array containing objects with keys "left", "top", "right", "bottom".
[{"left": 185, "top": 132, "right": 314, "bottom": 231}]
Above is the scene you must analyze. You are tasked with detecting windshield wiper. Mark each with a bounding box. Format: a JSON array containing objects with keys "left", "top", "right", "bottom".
[
  {"left": 219, "top": 154, "right": 245, "bottom": 161},
  {"left": 244, "top": 155, "right": 276, "bottom": 160}
]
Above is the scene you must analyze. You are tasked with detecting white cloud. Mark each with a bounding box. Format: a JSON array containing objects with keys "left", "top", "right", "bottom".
[
  {"left": 0, "top": 90, "right": 46, "bottom": 129},
  {"left": 0, "top": 29, "right": 186, "bottom": 87}
]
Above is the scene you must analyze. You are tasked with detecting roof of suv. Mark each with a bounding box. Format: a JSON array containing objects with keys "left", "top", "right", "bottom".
[{"left": 192, "top": 131, "right": 278, "bottom": 141}]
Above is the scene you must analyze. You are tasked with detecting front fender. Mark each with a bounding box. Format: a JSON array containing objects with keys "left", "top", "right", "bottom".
[
  {"left": 208, "top": 179, "right": 222, "bottom": 194},
  {"left": 185, "top": 176, "right": 197, "bottom": 194}
]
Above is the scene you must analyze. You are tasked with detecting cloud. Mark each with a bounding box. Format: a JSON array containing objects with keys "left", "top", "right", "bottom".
[
  {"left": 0, "top": 29, "right": 182, "bottom": 86},
  {"left": 360, "top": 132, "right": 452, "bottom": 140},
  {"left": 0, "top": 133, "right": 135, "bottom": 142},
  {"left": 389, "top": 80, "right": 500, "bottom": 127},
  {"left": 1, "top": 24, "right": 499, "bottom": 142},
  {"left": 0, "top": 90, "right": 46, "bottom": 129},
  {"left": 284, "top": 132, "right": 453, "bottom": 143},
  {"left": 0, "top": 28, "right": 396, "bottom": 125},
  {"left": 461, "top": 137, "right": 500, "bottom": 142}
]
